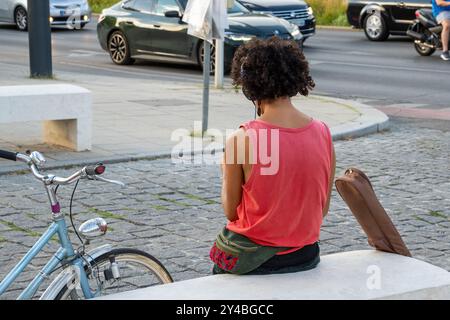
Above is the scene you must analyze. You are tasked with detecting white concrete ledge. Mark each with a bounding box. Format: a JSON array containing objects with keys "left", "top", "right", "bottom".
[
  {"left": 0, "top": 84, "right": 92, "bottom": 151},
  {"left": 97, "top": 250, "right": 450, "bottom": 300}
]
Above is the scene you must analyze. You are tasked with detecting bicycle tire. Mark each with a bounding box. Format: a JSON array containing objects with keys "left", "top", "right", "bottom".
[{"left": 54, "top": 248, "right": 173, "bottom": 300}]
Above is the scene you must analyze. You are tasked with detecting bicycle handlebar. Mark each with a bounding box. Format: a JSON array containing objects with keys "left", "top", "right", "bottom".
[
  {"left": 0, "top": 149, "right": 124, "bottom": 187},
  {"left": 85, "top": 164, "right": 106, "bottom": 176},
  {"left": 0, "top": 150, "right": 18, "bottom": 161}
]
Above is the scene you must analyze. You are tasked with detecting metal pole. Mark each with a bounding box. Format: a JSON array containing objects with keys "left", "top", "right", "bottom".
[
  {"left": 28, "top": 0, "right": 53, "bottom": 78},
  {"left": 214, "top": 39, "right": 224, "bottom": 89},
  {"left": 202, "top": 41, "right": 211, "bottom": 135}
]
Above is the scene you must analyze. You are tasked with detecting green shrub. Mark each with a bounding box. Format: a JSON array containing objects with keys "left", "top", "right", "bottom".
[
  {"left": 88, "top": 0, "right": 121, "bottom": 13},
  {"left": 88, "top": 0, "right": 350, "bottom": 26},
  {"left": 306, "top": 0, "right": 349, "bottom": 26}
]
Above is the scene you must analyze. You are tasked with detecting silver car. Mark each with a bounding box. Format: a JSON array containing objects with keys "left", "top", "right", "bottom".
[{"left": 0, "top": 0, "right": 92, "bottom": 31}]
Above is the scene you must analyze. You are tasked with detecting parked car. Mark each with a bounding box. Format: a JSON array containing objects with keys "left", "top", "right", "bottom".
[
  {"left": 97, "top": 0, "right": 304, "bottom": 71},
  {"left": 238, "top": 0, "right": 316, "bottom": 40},
  {"left": 0, "top": 0, "right": 92, "bottom": 31},
  {"left": 347, "top": 0, "right": 431, "bottom": 41}
]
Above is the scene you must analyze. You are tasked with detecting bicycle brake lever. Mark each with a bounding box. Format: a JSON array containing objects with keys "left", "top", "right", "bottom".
[{"left": 93, "top": 176, "right": 126, "bottom": 188}]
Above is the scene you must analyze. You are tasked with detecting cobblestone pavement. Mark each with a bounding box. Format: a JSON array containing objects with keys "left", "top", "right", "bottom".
[{"left": 0, "top": 119, "right": 449, "bottom": 299}]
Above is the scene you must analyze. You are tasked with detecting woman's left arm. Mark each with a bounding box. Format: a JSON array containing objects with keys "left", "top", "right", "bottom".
[{"left": 221, "top": 130, "right": 246, "bottom": 221}]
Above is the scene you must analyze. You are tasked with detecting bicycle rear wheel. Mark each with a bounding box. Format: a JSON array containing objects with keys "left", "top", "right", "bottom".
[{"left": 55, "top": 248, "right": 173, "bottom": 300}]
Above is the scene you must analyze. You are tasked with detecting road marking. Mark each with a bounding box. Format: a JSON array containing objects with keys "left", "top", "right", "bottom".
[
  {"left": 314, "top": 60, "right": 450, "bottom": 75},
  {"left": 345, "top": 51, "right": 375, "bottom": 56},
  {"left": 377, "top": 106, "right": 450, "bottom": 120},
  {"left": 58, "top": 60, "right": 209, "bottom": 82},
  {"left": 68, "top": 50, "right": 105, "bottom": 58},
  {"left": 308, "top": 60, "right": 326, "bottom": 65}
]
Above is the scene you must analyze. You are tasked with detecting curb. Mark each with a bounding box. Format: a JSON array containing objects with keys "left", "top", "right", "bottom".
[
  {"left": 321, "top": 96, "right": 390, "bottom": 141},
  {"left": 316, "top": 25, "right": 357, "bottom": 31},
  {"left": 0, "top": 97, "right": 389, "bottom": 175}
]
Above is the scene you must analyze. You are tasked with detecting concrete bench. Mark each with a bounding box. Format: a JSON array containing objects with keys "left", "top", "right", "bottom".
[
  {"left": 0, "top": 84, "right": 92, "bottom": 151},
  {"left": 97, "top": 250, "right": 450, "bottom": 300}
]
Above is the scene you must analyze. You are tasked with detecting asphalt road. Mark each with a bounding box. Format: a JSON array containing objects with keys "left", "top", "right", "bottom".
[{"left": 0, "top": 20, "right": 449, "bottom": 109}]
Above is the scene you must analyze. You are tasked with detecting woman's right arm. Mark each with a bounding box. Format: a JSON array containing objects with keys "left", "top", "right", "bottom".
[{"left": 323, "top": 144, "right": 336, "bottom": 218}]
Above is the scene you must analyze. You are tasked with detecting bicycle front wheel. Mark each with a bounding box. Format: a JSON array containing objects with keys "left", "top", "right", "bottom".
[{"left": 56, "top": 248, "right": 173, "bottom": 300}]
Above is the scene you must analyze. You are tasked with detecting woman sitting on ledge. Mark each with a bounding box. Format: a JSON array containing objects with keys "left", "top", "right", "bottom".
[{"left": 210, "top": 37, "right": 336, "bottom": 275}]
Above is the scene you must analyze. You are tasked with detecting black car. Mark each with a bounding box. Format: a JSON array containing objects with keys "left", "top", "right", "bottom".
[
  {"left": 347, "top": 0, "right": 431, "bottom": 41},
  {"left": 97, "top": 0, "right": 303, "bottom": 71},
  {"left": 239, "top": 0, "right": 316, "bottom": 40}
]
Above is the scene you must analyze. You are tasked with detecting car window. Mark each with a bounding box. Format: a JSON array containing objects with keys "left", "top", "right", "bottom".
[
  {"left": 228, "top": 2, "right": 249, "bottom": 15},
  {"left": 176, "top": 0, "right": 249, "bottom": 14},
  {"left": 154, "top": 0, "right": 181, "bottom": 15},
  {"left": 127, "top": 0, "right": 156, "bottom": 13}
]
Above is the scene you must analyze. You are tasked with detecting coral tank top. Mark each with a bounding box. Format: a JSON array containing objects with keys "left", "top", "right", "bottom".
[{"left": 226, "top": 118, "right": 333, "bottom": 254}]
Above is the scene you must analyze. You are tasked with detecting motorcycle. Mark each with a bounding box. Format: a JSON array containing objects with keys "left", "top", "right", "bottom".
[{"left": 406, "top": 9, "right": 446, "bottom": 56}]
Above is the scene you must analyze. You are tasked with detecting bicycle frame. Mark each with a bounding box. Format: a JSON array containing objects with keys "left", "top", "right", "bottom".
[
  {"left": 0, "top": 151, "right": 125, "bottom": 300},
  {"left": 0, "top": 215, "right": 93, "bottom": 300}
]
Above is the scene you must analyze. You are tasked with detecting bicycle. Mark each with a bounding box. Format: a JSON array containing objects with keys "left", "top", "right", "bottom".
[{"left": 0, "top": 149, "right": 173, "bottom": 300}]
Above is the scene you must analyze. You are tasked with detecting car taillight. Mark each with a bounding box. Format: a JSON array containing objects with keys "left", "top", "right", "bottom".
[{"left": 415, "top": 10, "right": 420, "bottom": 18}]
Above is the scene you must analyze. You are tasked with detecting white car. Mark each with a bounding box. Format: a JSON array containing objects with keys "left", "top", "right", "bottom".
[{"left": 0, "top": 0, "right": 92, "bottom": 31}]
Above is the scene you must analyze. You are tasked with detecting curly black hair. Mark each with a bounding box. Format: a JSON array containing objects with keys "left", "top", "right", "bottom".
[{"left": 231, "top": 37, "right": 315, "bottom": 101}]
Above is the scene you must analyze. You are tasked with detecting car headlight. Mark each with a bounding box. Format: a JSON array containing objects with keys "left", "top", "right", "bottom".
[
  {"left": 307, "top": 6, "right": 313, "bottom": 16},
  {"left": 225, "top": 33, "right": 256, "bottom": 42},
  {"left": 290, "top": 25, "right": 302, "bottom": 40}
]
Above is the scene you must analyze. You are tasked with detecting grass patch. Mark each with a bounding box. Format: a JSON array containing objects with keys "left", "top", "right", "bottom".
[
  {"left": 88, "top": 0, "right": 121, "bottom": 13},
  {"left": 0, "top": 219, "right": 41, "bottom": 237},
  {"left": 88, "top": 207, "right": 126, "bottom": 221},
  {"left": 413, "top": 215, "right": 431, "bottom": 224},
  {"left": 157, "top": 196, "right": 191, "bottom": 207},
  {"left": 307, "top": 0, "right": 350, "bottom": 26},
  {"left": 184, "top": 193, "right": 219, "bottom": 205},
  {"left": 151, "top": 204, "right": 170, "bottom": 211},
  {"left": 428, "top": 210, "right": 448, "bottom": 219}
]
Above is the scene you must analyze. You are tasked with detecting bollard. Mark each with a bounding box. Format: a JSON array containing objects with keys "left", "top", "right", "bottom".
[
  {"left": 202, "top": 41, "right": 211, "bottom": 135},
  {"left": 28, "top": 0, "right": 53, "bottom": 78}
]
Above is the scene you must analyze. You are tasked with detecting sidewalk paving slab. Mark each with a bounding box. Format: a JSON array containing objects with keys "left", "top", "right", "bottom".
[{"left": 0, "top": 67, "right": 389, "bottom": 174}]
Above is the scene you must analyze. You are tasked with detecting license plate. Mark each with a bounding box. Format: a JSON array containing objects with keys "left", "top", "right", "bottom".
[{"left": 290, "top": 19, "right": 305, "bottom": 27}]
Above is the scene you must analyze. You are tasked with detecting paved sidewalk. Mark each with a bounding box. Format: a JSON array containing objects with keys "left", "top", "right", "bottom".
[
  {"left": 0, "top": 119, "right": 448, "bottom": 300},
  {"left": 0, "top": 64, "right": 388, "bottom": 173}
]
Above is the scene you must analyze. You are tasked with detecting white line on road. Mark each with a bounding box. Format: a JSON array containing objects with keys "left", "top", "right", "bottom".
[
  {"left": 58, "top": 60, "right": 208, "bottom": 82},
  {"left": 68, "top": 50, "right": 105, "bottom": 58},
  {"left": 311, "top": 59, "right": 450, "bottom": 75}
]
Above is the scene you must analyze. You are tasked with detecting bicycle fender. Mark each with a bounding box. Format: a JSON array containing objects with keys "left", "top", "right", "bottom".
[{"left": 40, "top": 244, "right": 113, "bottom": 300}]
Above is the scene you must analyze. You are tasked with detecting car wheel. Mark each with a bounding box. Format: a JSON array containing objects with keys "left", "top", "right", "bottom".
[
  {"left": 414, "top": 42, "right": 435, "bottom": 56},
  {"left": 363, "top": 13, "right": 389, "bottom": 41},
  {"left": 15, "top": 6, "right": 28, "bottom": 31},
  {"left": 198, "top": 41, "right": 216, "bottom": 74},
  {"left": 108, "top": 31, "right": 134, "bottom": 65}
]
